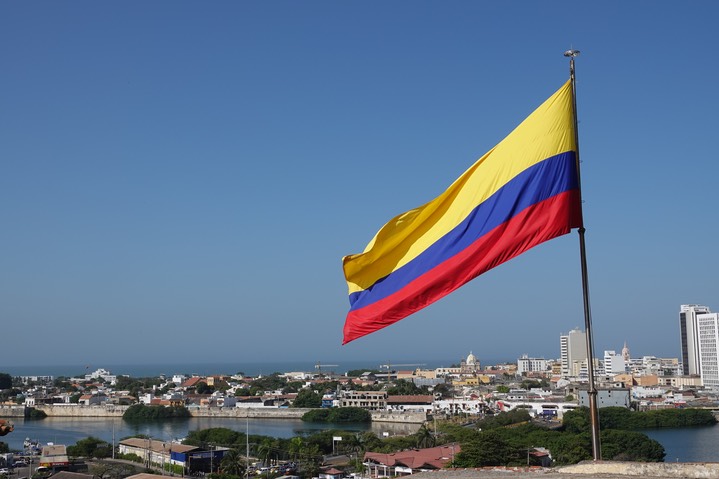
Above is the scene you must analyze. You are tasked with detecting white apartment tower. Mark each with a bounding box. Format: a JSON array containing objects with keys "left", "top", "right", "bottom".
[
  {"left": 560, "top": 328, "right": 588, "bottom": 378},
  {"left": 697, "top": 312, "right": 719, "bottom": 388},
  {"left": 679, "top": 304, "right": 711, "bottom": 376},
  {"left": 603, "top": 350, "right": 626, "bottom": 375}
]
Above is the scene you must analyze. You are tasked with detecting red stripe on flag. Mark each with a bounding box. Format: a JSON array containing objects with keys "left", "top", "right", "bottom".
[{"left": 343, "top": 189, "right": 581, "bottom": 344}]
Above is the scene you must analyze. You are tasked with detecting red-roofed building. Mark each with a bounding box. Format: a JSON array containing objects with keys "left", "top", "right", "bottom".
[
  {"left": 181, "top": 377, "right": 204, "bottom": 388},
  {"left": 364, "top": 443, "right": 460, "bottom": 476},
  {"left": 319, "top": 468, "right": 344, "bottom": 479}
]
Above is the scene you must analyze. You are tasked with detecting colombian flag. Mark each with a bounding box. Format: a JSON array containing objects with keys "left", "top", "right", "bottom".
[{"left": 342, "top": 80, "right": 583, "bottom": 344}]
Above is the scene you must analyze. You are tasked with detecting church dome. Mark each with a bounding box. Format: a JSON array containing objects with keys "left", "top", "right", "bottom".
[{"left": 466, "top": 351, "right": 477, "bottom": 365}]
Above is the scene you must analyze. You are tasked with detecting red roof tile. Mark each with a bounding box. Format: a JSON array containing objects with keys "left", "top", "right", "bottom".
[{"left": 364, "top": 444, "right": 461, "bottom": 470}]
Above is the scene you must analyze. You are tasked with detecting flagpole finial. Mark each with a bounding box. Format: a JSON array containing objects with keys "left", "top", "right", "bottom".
[{"left": 564, "top": 49, "right": 580, "bottom": 58}]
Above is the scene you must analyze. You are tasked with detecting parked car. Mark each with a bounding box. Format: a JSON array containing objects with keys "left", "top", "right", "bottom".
[{"left": 0, "top": 468, "right": 10, "bottom": 475}]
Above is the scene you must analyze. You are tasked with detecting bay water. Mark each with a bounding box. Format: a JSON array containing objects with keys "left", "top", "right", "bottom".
[
  {"left": 2, "top": 416, "right": 421, "bottom": 453},
  {"left": 4, "top": 417, "right": 719, "bottom": 463}
]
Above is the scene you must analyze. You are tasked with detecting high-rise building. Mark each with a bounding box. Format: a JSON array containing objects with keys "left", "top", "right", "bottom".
[
  {"left": 697, "top": 312, "right": 719, "bottom": 388},
  {"left": 679, "top": 304, "right": 711, "bottom": 375},
  {"left": 560, "top": 328, "right": 588, "bottom": 378},
  {"left": 603, "top": 350, "right": 626, "bottom": 375}
]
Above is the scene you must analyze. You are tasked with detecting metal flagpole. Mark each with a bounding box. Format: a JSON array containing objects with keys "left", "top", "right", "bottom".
[{"left": 564, "top": 48, "right": 601, "bottom": 460}]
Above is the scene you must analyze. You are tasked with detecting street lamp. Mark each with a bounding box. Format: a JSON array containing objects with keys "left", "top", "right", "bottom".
[{"left": 209, "top": 444, "right": 214, "bottom": 475}]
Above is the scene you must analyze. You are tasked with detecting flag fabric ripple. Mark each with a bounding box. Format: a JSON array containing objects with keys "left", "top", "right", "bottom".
[{"left": 342, "top": 80, "right": 583, "bottom": 344}]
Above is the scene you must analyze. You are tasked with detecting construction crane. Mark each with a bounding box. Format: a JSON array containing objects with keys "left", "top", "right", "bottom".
[{"left": 315, "top": 362, "right": 339, "bottom": 374}]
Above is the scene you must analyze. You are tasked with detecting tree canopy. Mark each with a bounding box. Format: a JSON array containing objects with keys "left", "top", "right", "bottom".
[
  {"left": 302, "top": 407, "right": 370, "bottom": 423},
  {"left": 122, "top": 404, "right": 191, "bottom": 420},
  {"left": 292, "top": 389, "right": 322, "bottom": 408}
]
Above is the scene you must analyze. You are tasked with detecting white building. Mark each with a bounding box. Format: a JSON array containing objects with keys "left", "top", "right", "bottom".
[
  {"left": 697, "top": 311, "right": 719, "bottom": 388},
  {"left": 85, "top": 368, "right": 117, "bottom": 385},
  {"left": 517, "top": 355, "right": 549, "bottom": 375},
  {"left": 679, "top": 304, "right": 711, "bottom": 376},
  {"left": 603, "top": 350, "right": 626, "bottom": 375},
  {"left": 578, "top": 388, "right": 631, "bottom": 409},
  {"left": 560, "top": 329, "right": 587, "bottom": 378}
]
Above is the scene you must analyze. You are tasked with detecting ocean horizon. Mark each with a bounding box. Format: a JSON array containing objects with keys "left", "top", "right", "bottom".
[{"left": 1, "top": 357, "right": 516, "bottom": 378}]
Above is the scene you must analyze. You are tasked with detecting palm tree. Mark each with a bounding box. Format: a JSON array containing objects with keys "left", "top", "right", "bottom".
[
  {"left": 415, "top": 425, "right": 436, "bottom": 449},
  {"left": 220, "top": 449, "right": 246, "bottom": 477},
  {"left": 288, "top": 437, "right": 304, "bottom": 463},
  {"left": 256, "top": 440, "right": 273, "bottom": 468},
  {"left": 298, "top": 444, "right": 322, "bottom": 479},
  {"left": 343, "top": 434, "right": 363, "bottom": 455}
]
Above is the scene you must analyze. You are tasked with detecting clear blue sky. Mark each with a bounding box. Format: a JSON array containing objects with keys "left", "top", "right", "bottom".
[{"left": 2, "top": 2, "right": 718, "bottom": 368}]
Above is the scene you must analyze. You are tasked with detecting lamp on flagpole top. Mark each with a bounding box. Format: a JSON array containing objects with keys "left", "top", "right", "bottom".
[{"left": 564, "top": 50, "right": 580, "bottom": 76}]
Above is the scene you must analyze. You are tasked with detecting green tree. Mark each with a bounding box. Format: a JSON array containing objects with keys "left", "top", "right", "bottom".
[
  {"left": 298, "top": 443, "right": 322, "bottom": 479},
  {"left": 293, "top": 389, "right": 321, "bottom": 408},
  {"left": 454, "top": 431, "right": 514, "bottom": 467},
  {"left": 288, "top": 437, "right": 304, "bottom": 462},
  {"left": 196, "top": 382, "right": 215, "bottom": 394},
  {"left": 220, "top": 449, "right": 246, "bottom": 476},
  {"left": 432, "top": 383, "right": 453, "bottom": 398},
  {"left": 414, "top": 425, "right": 435, "bottom": 449},
  {"left": 386, "top": 379, "right": 426, "bottom": 395},
  {"left": 183, "top": 428, "right": 243, "bottom": 448},
  {"left": 123, "top": 404, "right": 190, "bottom": 420},
  {"left": 67, "top": 436, "right": 112, "bottom": 458},
  {"left": 600, "top": 430, "right": 665, "bottom": 462},
  {"left": 282, "top": 381, "right": 304, "bottom": 394}
]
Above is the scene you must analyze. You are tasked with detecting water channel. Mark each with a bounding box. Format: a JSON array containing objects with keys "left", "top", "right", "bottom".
[
  {"left": 5, "top": 418, "right": 719, "bottom": 463},
  {"left": 3, "top": 416, "right": 421, "bottom": 453}
]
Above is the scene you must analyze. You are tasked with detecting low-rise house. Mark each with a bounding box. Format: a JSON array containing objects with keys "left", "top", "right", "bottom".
[
  {"left": 118, "top": 438, "right": 204, "bottom": 472},
  {"left": 364, "top": 443, "right": 461, "bottom": 476},
  {"left": 318, "top": 468, "right": 343, "bottom": 479},
  {"left": 180, "top": 377, "right": 204, "bottom": 390}
]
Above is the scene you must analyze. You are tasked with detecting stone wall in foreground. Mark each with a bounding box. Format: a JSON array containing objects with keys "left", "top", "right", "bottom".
[{"left": 558, "top": 461, "right": 719, "bottom": 478}]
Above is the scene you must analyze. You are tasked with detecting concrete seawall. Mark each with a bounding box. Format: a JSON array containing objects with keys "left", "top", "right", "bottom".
[
  {"left": 0, "top": 406, "right": 26, "bottom": 418},
  {"left": 2, "top": 405, "right": 424, "bottom": 424}
]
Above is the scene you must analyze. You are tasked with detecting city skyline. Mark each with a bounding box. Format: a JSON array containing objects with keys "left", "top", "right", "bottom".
[{"left": 2, "top": 2, "right": 718, "bottom": 366}]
